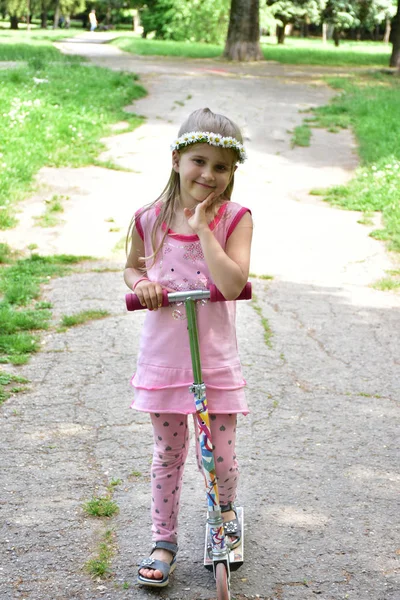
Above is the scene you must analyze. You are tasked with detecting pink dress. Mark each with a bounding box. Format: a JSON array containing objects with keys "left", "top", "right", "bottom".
[{"left": 130, "top": 200, "right": 250, "bottom": 415}]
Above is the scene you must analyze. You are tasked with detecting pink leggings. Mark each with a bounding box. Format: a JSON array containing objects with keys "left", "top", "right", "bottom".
[{"left": 150, "top": 412, "right": 239, "bottom": 544}]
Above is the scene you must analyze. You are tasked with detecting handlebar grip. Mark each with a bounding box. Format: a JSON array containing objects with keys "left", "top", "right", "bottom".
[
  {"left": 209, "top": 282, "right": 252, "bottom": 302},
  {"left": 125, "top": 289, "right": 170, "bottom": 312}
]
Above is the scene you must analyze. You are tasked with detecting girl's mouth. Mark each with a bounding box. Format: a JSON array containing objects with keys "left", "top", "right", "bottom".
[{"left": 195, "top": 181, "right": 216, "bottom": 189}]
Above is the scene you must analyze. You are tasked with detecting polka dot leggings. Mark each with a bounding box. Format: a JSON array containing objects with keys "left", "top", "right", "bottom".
[{"left": 150, "top": 412, "right": 239, "bottom": 544}]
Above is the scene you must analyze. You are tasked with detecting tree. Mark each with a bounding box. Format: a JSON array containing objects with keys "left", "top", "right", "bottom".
[
  {"left": 138, "top": 0, "right": 230, "bottom": 43},
  {"left": 323, "top": 0, "right": 359, "bottom": 45},
  {"left": 6, "top": 0, "right": 26, "bottom": 28},
  {"left": 355, "top": 0, "right": 396, "bottom": 40},
  {"left": 390, "top": 0, "right": 400, "bottom": 66},
  {"left": 266, "top": 0, "right": 324, "bottom": 43},
  {"left": 224, "top": 0, "right": 263, "bottom": 60},
  {"left": 267, "top": 0, "right": 307, "bottom": 43}
]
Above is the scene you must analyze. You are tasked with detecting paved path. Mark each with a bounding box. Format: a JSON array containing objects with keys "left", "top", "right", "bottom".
[{"left": 1, "top": 35, "right": 399, "bottom": 600}]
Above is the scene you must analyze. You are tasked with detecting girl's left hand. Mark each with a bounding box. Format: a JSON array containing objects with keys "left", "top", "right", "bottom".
[{"left": 184, "top": 192, "right": 216, "bottom": 234}]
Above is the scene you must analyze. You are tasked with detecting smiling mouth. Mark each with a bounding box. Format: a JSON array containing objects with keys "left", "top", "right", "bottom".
[{"left": 195, "top": 182, "right": 216, "bottom": 189}]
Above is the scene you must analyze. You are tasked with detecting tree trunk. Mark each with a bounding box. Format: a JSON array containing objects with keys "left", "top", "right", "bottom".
[
  {"left": 224, "top": 0, "right": 263, "bottom": 61},
  {"left": 276, "top": 24, "right": 285, "bottom": 44},
  {"left": 41, "top": 11, "right": 48, "bottom": 28},
  {"left": 390, "top": 0, "right": 400, "bottom": 67},
  {"left": 383, "top": 17, "right": 391, "bottom": 43},
  {"left": 322, "top": 22, "right": 327, "bottom": 43},
  {"left": 10, "top": 15, "right": 19, "bottom": 29},
  {"left": 333, "top": 27, "right": 340, "bottom": 46},
  {"left": 132, "top": 10, "right": 139, "bottom": 32},
  {"left": 53, "top": 0, "right": 60, "bottom": 29}
]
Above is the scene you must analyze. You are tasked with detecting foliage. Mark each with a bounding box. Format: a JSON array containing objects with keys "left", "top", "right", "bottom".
[
  {"left": 139, "top": 0, "right": 230, "bottom": 43},
  {"left": 361, "top": 0, "right": 397, "bottom": 30},
  {"left": 323, "top": 0, "right": 360, "bottom": 31},
  {"left": 267, "top": 0, "right": 311, "bottom": 26},
  {"left": 260, "top": 5, "right": 279, "bottom": 33},
  {"left": 265, "top": 0, "right": 396, "bottom": 42},
  {"left": 1, "top": 0, "right": 86, "bottom": 22}
]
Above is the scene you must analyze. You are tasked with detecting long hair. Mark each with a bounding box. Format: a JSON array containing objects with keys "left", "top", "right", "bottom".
[{"left": 126, "top": 108, "right": 243, "bottom": 266}]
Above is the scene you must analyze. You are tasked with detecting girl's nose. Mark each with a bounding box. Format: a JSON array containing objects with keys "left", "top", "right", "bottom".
[{"left": 201, "top": 167, "right": 215, "bottom": 182}]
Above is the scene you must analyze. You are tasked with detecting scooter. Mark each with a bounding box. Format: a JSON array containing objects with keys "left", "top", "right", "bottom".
[{"left": 126, "top": 283, "right": 251, "bottom": 600}]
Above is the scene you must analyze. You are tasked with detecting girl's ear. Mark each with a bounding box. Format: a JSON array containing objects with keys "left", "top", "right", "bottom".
[{"left": 172, "top": 150, "right": 180, "bottom": 173}]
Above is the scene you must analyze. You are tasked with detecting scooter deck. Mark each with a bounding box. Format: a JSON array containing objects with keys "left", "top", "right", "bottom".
[{"left": 204, "top": 506, "right": 244, "bottom": 571}]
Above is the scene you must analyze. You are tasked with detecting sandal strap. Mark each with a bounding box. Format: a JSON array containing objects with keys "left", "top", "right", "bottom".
[
  {"left": 152, "top": 540, "right": 178, "bottom": 557},
  {"left": 138, "top": 557, "right": 173, "bottom": 579}
]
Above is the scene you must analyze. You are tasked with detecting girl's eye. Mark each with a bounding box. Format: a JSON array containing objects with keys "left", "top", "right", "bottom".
[
  {"left": 216, "top": 165, "right": 227, "bottom": 172},
  {"left": 194, "top": 159, "right": 204, "bottom": 165}
]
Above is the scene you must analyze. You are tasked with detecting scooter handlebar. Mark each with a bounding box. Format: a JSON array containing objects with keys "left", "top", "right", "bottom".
[{"left": 125, "top": 282, "right": 252, "bottom": 312}]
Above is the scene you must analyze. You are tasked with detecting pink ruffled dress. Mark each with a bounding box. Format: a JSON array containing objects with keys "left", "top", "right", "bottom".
[{"left": 130, "top": 200, "right": 250, "bottom": 415}]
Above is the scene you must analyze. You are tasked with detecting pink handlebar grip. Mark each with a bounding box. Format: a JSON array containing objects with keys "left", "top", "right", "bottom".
[
  {"left": 125, "top": 282, "right": 252, "bottom": 311},
  {"left": 125, "top": 289, "right": 170, "bottom": 312},
  {"left": 209, "top": 282, "right": 252, "bottom": 303}
]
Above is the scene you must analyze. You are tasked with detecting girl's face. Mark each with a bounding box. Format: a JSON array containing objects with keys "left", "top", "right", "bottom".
[{"left": 172, "top": 143, "right": 237, "bottom": 209}]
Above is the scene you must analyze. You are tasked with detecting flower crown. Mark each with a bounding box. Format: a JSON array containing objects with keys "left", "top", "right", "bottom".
[{"left": 170, "top": 131, "right": 247, "bottom": 164}]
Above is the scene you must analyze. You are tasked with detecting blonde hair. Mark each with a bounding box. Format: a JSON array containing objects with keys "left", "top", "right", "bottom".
[{"left": 126, "top": 108, "right": 243, "bottom": 265}]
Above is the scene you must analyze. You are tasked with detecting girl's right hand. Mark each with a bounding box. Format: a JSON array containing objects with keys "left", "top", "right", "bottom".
[{"left": 134, "top": 280, "right": 164, "bottom": 311}]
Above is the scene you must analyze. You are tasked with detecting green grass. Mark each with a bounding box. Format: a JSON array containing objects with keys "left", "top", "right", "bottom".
[
  {"left": 307, "top": 73, "right": 400, "bottom": 252},
  {"left": 113, "top": 35, "right": 223, "bottom": 59},
  {"left": 0, "top": 371, "right": 29, "bottom": 404},
  {"left": 0, "top": 21, "right": 82, "bottom": 36},
  {"left": 85, "top": 529, "right": 116, "bottom": 579},
  {"left": 372, "top": 270, "right": 400, "bottom": 291},
  {"left": 251, "top": 292, "right": 273, "bottom": 347},
  {"left": 0, "top": 243, "right": 16, "bottom": 263},
  {"left": 0, "top": 32, "right": 146, "bottom": 228},
  {"left": 292, "top": 124, "right": 312, "bottom": 147},
  {"left": 83, "top": 496, "right": 119, "bottom": 518},
  {"left": 249, "top": 272, "right": 274, "bottom": 280},
  {"left": 60, "top": 309, "right": 110, "bottom": 328},
  {"left": 0, "top": 250, "right": 92, "bottom": 369},
  {"left": 261, "top": 38, "right": 391, "bottom": 67},
  {"left": 112, "top": 34, "right": 391, "bottom": 67},
  {"left": 34, "top": 194, "right": 67, "bottom": 228}
]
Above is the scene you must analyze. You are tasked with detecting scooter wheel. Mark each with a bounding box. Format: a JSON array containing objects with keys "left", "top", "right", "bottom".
[{"left": 215, "top": 562, "right": 230, "bottom": 600}]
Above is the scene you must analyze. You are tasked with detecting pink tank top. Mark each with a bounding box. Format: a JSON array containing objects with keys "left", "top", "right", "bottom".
[{"left": 131, "top": 200, "right": 250, "bottom": 414}]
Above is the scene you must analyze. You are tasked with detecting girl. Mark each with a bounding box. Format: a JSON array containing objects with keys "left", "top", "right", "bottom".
[{"left": 124, "top": 107, "right": 253, "bottom": 588}]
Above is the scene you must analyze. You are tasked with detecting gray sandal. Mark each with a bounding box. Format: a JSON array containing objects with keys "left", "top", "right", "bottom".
[
  {"left": 221, "top": 502, "right": 242, "bottom": 549},
  {"left": 137, "top": 541, "right": 178, "bottom": 588}
]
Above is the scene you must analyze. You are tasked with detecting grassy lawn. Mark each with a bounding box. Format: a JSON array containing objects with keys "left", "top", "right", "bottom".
[
  {"left": 0, "top": 30, "right": 146, "bottom": 228},
  {"left": 307, "top": 73, "right": 400, "bottom": 254},
  {"left": 0, "top": 25, "right": 82, "bottom": 39},
  {"left": 113, "top": 34, "right": 392, "bottom": 66},
  {"left": 261, "top": 38, "right": 391, "bottom": 67},
  {"left": 113, "top": 35, "right": 223, "bottom": 59}
]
